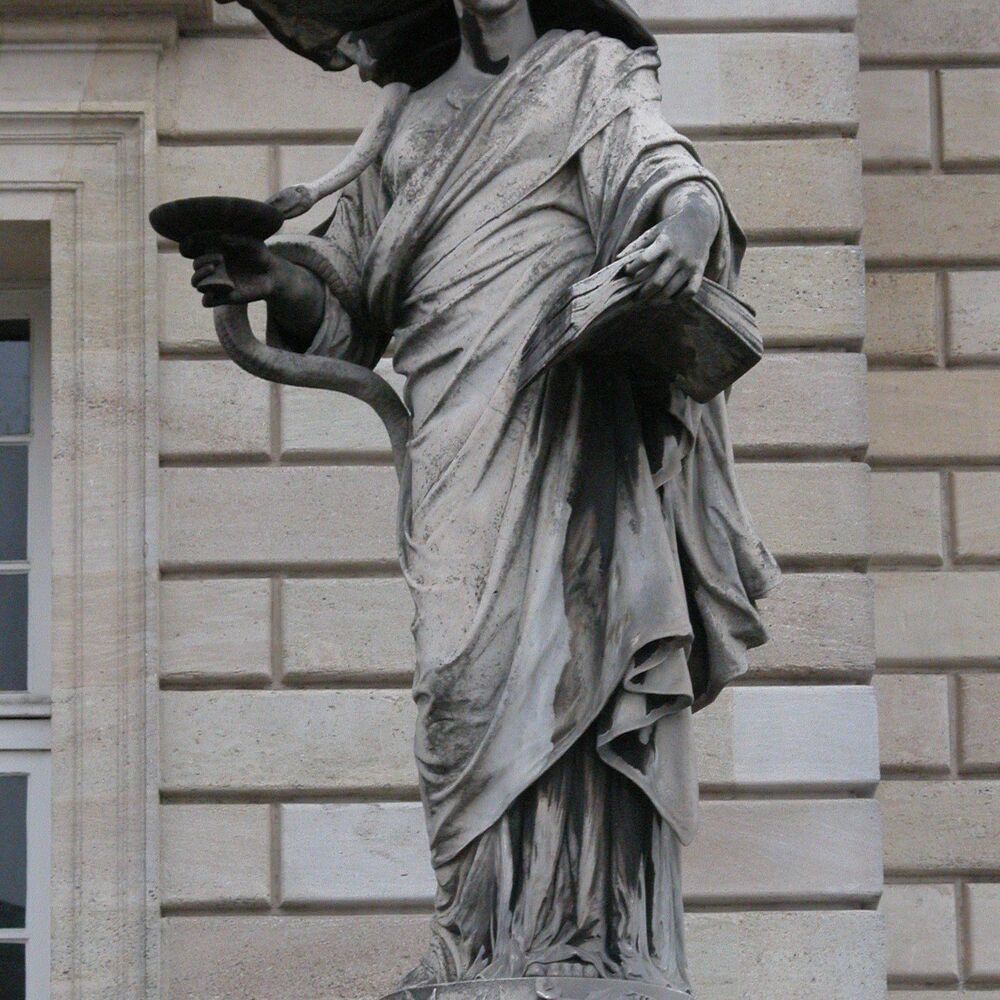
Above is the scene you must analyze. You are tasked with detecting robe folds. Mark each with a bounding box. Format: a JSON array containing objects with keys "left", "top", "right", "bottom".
[{"left": 269, "top": 28, "right": 780, "bottom": 985}]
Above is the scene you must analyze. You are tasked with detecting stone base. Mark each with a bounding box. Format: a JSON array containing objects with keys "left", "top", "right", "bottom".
[{"left": 381, "top": 978, "right": 691, "bottom": 1000}]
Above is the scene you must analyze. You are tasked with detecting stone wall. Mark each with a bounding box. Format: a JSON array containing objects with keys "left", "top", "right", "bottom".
[
  {"left": 859, "top": 1, "right": 1000, "bottom": 997},
  {"left": 154, "top": 2, "right": 881, "bottom": 998}
]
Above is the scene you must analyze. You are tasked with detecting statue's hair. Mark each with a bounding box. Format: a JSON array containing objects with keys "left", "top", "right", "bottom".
[{"left": 222, "top": 0, "right": 654, "bottom": 87}]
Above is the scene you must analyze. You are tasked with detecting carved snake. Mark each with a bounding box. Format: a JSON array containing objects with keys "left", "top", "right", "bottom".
[{"left": 213, "top": 302, "right": 410, "bottom": 479}]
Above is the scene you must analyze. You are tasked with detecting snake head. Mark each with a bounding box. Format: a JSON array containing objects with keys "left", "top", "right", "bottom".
[{"left": 267, "top": 183, "right": 319, "bottom": 220}]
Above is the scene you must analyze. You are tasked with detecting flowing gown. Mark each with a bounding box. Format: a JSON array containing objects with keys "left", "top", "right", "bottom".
[{"left": 268, "top": 29, "right": 780, "bottom": 991}]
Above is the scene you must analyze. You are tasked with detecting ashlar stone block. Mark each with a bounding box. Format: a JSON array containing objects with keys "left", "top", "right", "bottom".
[
  {"left": 880, "top": 883, "right": 959, "bottom": 984},
  {"left": 874, "top": 673, "right": 951, "bottom": 774},
  {"left": 160, "top": 578, "right": 272, "bottom": 682},
  {"left": 161, "top": 804, "right": 270, "bottom": 907},
  {"left": 859, "top": 70, "right": 932, "bottom": 166},
  {"left": 278, "top": 799, "right": 882, "bottom": 906}
]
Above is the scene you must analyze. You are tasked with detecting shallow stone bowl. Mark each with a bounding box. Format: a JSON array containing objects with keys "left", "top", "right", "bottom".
[{"left": 148, "top": 196, "right": 283, "bottom": 291}]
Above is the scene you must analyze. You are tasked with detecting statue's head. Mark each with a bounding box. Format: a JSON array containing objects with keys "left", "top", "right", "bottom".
[{"left": 225, "top": 0, "right": 654, "bottom": 87}]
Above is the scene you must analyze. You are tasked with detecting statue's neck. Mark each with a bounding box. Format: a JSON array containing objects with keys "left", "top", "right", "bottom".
[{"left": 453, "top": 2, "right": 537, "bottom": 76}]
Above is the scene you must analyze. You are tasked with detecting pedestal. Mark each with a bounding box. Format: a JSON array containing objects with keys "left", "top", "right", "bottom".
[{"left": 381, "top": 977, "right": 691, "bottom": 1000}]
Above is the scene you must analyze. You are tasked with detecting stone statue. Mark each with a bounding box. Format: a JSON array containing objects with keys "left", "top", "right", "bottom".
[{"left": 162, "top": 1, "right": 781, "bottom": 996}]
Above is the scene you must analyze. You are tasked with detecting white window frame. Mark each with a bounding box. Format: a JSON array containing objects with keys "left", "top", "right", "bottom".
[
  {"left": 0, "top": 284, "right": 52, "bottom": 999},
  {"left": 0, "top": 727, "right": 51, "bottom": 1000},
  {"left": 0, "top": 287, "right": 52, "bottom": 712}
]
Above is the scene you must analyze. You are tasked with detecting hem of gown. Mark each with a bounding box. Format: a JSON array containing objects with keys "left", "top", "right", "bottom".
[{"left": 426, "top": 613, "right": 699, "bottom": 866}]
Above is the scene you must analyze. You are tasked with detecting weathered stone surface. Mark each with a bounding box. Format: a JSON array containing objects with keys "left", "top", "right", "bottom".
[
  {"left": 209, "top": 0, "right": 861, "bottom": 31},
  {"left": 280, "top": 803, "right": 433, "bottom": 905},
  {"left": 868, "top": 371, "right": 1000, "bottom": 462},
  {"left": 281, "top": 572, "right": 872, "bottom": 684},
  {"left": 749, "top": 572, "right": 874, "bottom": 679},
  {"left": 159, "top": 360, "right": 271, "bottom": 458},
  {"left": 160, "top": 32, "right": 856, "bottom": 138},
  {"left": 739, "top": 462, "right": 871, "bottom": 564},
  {"left": 0, "top": 45, "right": 159, "bottom": 105},
  {"left": 889, "top": 993, "right": 1000, "bottom": 1000},
  {"left": 871, "top": 471, "right": 943, "bottom": 565},
  {"left": 942, "top": 68, "right": 1000, "bottom": 166},
  {"left": 684, "top": 799, "right": 882, "bottom": 904},
  {"left": 656, "top": 32, "right": 858, "bottom": 131},
  {"left": 160, "top": 689, "right": 417, "bottom": 794},
  {"left": 158, "top": 144, "right": 271, "bottom": 205},
  {"left": 875, "top": 572, "right": 1000, "bottom": 665},
  {"left": 949, "top": 270, "right": 1000, "bottom": 362},
  {"left": 878, "top": 780, "right": 1000, "bottom": 874},
  {"left": 874, "top": 673, "right": 951, "bottom": 774},
  {"left": 859, "top": 69, "right": 932, "bottom": 166},
  {"left": 279, "top": 799, "right": 882, "bottom": 905},
  {"left": 634, "top": 0, "right": 859, "bottom": 27},
  {"left": 211, "top": 2, "right": 265, "bottom": 28},
  {"left": 740, "top": 246, "right": 865, "bottom": 349},
  {"left": 953, "top": 472, "right": 1000, "bottom": 560},
  {"left": 697, "top": 685, "right": 879, "bottom": 790},
  {"left": 285, "top": 356, "right": 868, "bottom": 460},
  {"left": 967, "top": 883, "right": 1000, "bottom": 982},
  {"left": 160, "top": 463, "right": 870, "bottom": 568},
  {"left": 160, "top": 578, "right": 271, "bottom": 682},
  {"left": 865, "top": 270, "right": 939, "bottom": 365},
  {"left": 728, "top": 353, "right": 868, "bottom": 457},
  {"left": 161, "top": 687, "right": 877, "bottom": 794},
  {"left": 863, "top": 176, "right": 1000, "bottom": 264},
  {"left": 701, "top": 138, "right": 862, "bottom": 240},
  {"left": 281, "top": 577, "right": 415, "bottom": 684},
  {"left": 158, "top": 245, "right": 866, "bottom": 361},
  {"left": 158, "top": 36, "right": 379, "bottom": 136},
  {"left": 880, "top": 883, "right": 959, "bottom": 984},
  {"left": 159, "top": 466, "right": 399, "bottom": 568},
  {"left": 957, "top": 674, "right": 1000, "bottom": 772},
  {"left": 858, "top": 0, "right": 1000, "bottom": 60},
  {"left": 685, "top": 910, "right": 885, "bottom": 1000},
  {"left": 161, "top": 804, "right": 270, "bottom": 907},
  {"left": 161, "top": 910, "right": 884, "bottom": 1000}
]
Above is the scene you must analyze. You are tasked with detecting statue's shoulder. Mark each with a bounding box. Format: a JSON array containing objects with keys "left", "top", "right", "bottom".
[{"left": 571, "top": 30, "right": 661, "bottom": 88}]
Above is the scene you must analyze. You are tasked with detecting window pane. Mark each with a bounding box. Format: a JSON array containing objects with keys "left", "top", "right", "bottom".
[
  {"left": 0, "top": 446, "right": 28, "bottom": 561},
  {"left": 0, "top": 320, "right": 30, "bottom": 437},
  {"left": 0, "top": 575, "right": 28, "bottom": 691},
  {"left": 0, "top": 943, "right": 25, "bottom": 1000},
  {"left": 0, "top": 776, "right": 27, "bottom": 929}
]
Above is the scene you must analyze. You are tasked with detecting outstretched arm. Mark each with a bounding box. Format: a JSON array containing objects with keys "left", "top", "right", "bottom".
[
  {"left": 615, "top": 181, "right": 722, "bottom": 301},
  {"left": 191, "top": 235, "right": 326, "bottom": 353},
  {"left": 268, "top": 81, "right": 410, "bottom": 220}
]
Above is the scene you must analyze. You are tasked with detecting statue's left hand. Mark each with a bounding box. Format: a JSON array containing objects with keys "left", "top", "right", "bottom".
[{"left": 615, "top": 181, "right": 722, "bottom": 302}]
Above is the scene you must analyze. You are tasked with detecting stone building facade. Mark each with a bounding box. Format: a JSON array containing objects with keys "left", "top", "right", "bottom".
[
  {"left": 0, "top": 0, "right": 994, "bottom": 997},
  {"left": 859, "top": 1, "right": 1000, "bottom": 995}
]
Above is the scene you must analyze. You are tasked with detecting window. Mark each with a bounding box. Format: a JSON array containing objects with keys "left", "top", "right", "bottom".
[
  {"left": 0, "top": 744, "right": 49, "bottom": 1000},
  {"left": 0, "top": 291, "right": 50, "bottom": 703},
  {"left": 1, "top": 282, "right": 51, "bottom": 999}
]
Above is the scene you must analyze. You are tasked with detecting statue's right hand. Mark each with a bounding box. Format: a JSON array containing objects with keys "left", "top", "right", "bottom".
[{"left": 190, "top": 235, "right": 279, "bottom": 308}]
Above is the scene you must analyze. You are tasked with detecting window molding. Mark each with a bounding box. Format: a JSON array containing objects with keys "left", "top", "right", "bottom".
[{"left": 0, "top": 111, "right": 158, "bottom": 998}]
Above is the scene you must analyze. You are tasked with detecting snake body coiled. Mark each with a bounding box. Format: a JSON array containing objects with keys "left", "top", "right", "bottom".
[{"left": 214, "top": 302, "right": 410, "bottom": 478}]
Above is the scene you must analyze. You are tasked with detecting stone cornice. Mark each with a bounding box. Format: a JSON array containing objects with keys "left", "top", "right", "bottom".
[{"left": 0, "top": 0, "right": 213, "bottom": 35}]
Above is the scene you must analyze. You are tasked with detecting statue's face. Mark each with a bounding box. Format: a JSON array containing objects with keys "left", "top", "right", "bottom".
[{"left": 455, "top": 0, "right": 526, "bottom": 19}]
